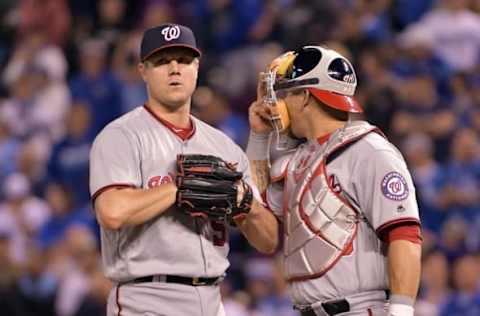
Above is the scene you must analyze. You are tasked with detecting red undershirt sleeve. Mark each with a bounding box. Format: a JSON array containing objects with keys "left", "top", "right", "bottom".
[{"left": 379, "top": 223, "right": 423, "bottom": 244}]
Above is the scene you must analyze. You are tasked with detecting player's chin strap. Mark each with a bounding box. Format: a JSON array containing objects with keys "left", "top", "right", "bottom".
[{"left": 387, "top": 294, "right": 414, "bottom": 316}]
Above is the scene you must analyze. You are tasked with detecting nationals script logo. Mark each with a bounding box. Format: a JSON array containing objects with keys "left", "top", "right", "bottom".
[
  {"left": 148, "top": 173, "right": 174, "bottom": 188},
  {"left": 161, "top": 25, "right": 181, "bottom": 41}
]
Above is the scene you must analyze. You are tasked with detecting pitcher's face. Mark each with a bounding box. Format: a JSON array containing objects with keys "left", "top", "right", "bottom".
[{"left": 139, "top": 47, "right": 199, "bottom": 109}]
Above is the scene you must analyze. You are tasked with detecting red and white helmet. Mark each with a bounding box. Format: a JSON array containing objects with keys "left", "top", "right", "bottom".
[{"left": 273, "top": 45, "right": 363, "bottom": 113}]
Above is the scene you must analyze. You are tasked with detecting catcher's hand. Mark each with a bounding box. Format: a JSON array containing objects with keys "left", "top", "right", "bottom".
[{"left": 176, "top": 154, "right": 253, "bottom": 221}]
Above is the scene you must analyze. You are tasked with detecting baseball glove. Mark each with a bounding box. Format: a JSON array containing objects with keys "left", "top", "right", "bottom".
[{"left": 176, "top": 154, "right": 253, "bottom": 221}]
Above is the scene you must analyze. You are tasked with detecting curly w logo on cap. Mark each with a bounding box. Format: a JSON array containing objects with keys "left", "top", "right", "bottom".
[
  {"left": 140, "top": 23, "right": 202, "bottom": 61},
  {"left": 161, "top": 25, "right": 181, "bottom": 41}
]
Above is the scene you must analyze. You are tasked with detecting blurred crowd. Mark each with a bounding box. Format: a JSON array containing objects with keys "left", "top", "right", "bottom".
[{"left": 0, "top": 0, "right": 479, "bottom": 315}]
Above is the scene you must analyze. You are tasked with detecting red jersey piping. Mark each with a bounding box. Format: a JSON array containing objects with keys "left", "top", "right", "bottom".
[{"left": 143, "top": 104, "right": 196, "bottom": 141}]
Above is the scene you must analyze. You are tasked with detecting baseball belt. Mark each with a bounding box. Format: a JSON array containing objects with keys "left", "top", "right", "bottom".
[
  {"left": 131, "top": 275, "right": 223, "bottom": 286},
  {"left": 295, "top": 290, "right": 390, "bottom": 316},
  {"left": 296, "top": 299, "right": 350, "bottom": 316}
]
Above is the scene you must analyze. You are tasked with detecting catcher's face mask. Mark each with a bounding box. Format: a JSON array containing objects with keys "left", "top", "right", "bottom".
[
  {"left": 272, "top": 46, "right": 363, "bottom": 114},
  {"left": 262, "top": 51, "right": 296, "bottom": 133}
]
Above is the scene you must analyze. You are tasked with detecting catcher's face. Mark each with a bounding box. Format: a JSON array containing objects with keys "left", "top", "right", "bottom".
[
  {"left": 282, "top": 89, "right": 310, "bottom": 138},
  {"left": 139, "top": 47, "right": 199, "bottom": 110}
]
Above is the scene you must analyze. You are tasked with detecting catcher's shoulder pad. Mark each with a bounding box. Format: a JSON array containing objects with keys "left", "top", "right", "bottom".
[{"left": 271, "top": 152, "right": 294, "bottom": 183}]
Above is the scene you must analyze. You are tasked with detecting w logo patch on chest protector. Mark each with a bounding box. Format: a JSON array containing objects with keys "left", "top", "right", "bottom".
[
  {"left": 328, "top": 174, "right": 342, "bottom": 194},
  {"left": 161, "top": 25, "right": 181, "bottom": 41}
]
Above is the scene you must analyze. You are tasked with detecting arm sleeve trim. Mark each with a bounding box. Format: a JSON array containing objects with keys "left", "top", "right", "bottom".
[
  {"left": 375, "top": 217, "right": 420, "bottom": 236},
  {"left": 91, "top": 184, "right": 137, "bottom": 209}
]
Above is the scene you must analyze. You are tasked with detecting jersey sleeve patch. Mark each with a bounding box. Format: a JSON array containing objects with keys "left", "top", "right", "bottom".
[{"left": 381, "top": 171, "right": 409, "bottom": 201}]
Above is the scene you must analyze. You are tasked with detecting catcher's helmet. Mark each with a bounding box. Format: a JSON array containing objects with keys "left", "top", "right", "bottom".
[{"left": 273, "top": 46, "right": 363, "bottom": 113}]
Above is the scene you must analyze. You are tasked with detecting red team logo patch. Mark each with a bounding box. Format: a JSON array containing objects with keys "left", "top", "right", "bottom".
[{"left": 381, "top": 171, "right": 409, "bottom": 201}]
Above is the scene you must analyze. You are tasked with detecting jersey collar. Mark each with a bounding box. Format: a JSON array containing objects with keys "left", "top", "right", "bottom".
[
  {"left": 143, "top": 104, "right": 196, "bottom": 141},
  {"left": 317, "top": 133, "right": 331, "bottom": 145}
]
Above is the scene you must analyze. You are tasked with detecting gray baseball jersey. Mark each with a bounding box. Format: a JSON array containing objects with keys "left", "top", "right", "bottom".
[
  {"left": 266, "top": 121, "right": 420, "bottom": 305},
  {"left": 90, "top": 105, "right": 256, "bottom": 283}
]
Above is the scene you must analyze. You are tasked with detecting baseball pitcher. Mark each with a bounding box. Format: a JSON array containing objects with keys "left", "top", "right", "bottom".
[{"left": 90, "top": 23, "right": 278, "bottom": 316}]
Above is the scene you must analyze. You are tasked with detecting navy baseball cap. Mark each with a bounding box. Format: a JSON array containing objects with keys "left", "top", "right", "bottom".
[{"left": 140, "top": 23, "right": 202, "bottom": 61}]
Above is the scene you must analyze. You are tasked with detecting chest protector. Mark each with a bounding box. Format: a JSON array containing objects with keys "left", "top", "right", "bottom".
[{"left": 279, "top": 121, "right": 380, "bottom": 282}]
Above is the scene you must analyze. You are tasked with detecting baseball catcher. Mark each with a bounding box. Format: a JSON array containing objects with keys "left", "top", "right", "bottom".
[{"left": 247, "top": 45, "right": 422, "bottom": 316}]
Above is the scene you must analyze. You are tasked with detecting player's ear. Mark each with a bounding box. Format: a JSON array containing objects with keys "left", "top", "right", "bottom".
[
  {"left": 300, "top": 89, "right": 310, "bottom": 109},
  {"left": 192, "top": 58, "right": 200, "bottom": 82},
  {"left": 193, "top": 58, "right": 200, "bottom": 72},
  {"left": 138, "top": 62, "right": 148, "bottom": 82}
]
